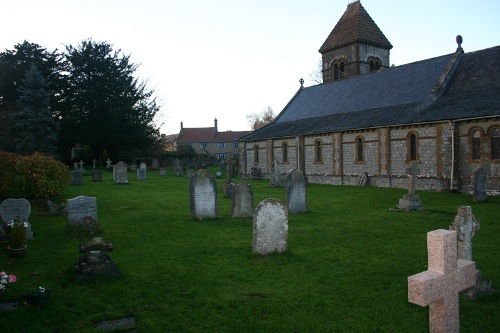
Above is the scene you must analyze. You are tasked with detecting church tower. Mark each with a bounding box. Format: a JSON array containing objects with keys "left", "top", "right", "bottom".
[{"left": 319, "top": 1, "right": 392, "bottom": 83}]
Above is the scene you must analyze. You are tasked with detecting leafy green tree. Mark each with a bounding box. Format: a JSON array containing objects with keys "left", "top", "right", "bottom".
[
  {"left": 60, "top": 39, "right": 161, "bottom": 162},
  {"left": 0, "top": 41, "right": 64, "bottom": 152},
  {"left": 14, "top": 63, "right": 59, "bottom": 156}
]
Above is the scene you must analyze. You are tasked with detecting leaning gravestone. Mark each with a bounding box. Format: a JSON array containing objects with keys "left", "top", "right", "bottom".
[
  {"left": 408, "top": 229, "right": 476, "bottom": 333},
  {"left": 473, "top": 166, "right": 487, "bottom": 203},
  {"left": 70, "top": 170, "right": 82, "bottom": 186},
  {"left": 270, "top": 160, "right": 283, "bottom": 187},
  {"left": 137, "top": 167, "right": 147, "bottom": 180},
  {"left": 91, "top": 170, "right": 102, "bottom": 182},
  {"left": 449, "top": 206, "right": 493, "bottom": 298},
  {"left": 67, "top": 196, "right": 97, "bottom": 227},
  {"left": 232, "top": 181, "right": 254, "bottom": 218},
  {"left": 252, "top": 198, "right": 288, "bottom": 254},
  {"left": 113, "top": 161, "right": 128, "bottom": 184},
  {"left": 0, "top": 198, "right": 33, "bottom": 240},
  {"left": 285, "top": 169, "right": 307, "bottom": 213},
  {"left": 190, "top": 169, "right": 218, "bottom": 219}
]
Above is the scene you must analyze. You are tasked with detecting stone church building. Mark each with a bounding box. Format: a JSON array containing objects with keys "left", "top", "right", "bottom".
[{"left": 238, "top": 1, "right": 500, "bottom": 194}]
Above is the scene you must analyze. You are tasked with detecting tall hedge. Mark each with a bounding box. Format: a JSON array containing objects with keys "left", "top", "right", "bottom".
[{"left": 0, "top": 152, "right": 71, "bottom": 199}]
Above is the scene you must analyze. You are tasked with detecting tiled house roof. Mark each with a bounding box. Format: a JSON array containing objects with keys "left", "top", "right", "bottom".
[
  {"left": 240, "top": 45, "right": 500, "bottom": 141},
  {"left": 177, "top": 127, "right": 217, "bottom": 143},
  {"left": 319, "top": 1, "right": 392, "bottom": 53}
]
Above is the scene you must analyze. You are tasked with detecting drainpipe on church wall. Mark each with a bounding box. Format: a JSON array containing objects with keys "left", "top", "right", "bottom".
[{"left": 449, "top": 121, "right": 456, "bottom": 191}]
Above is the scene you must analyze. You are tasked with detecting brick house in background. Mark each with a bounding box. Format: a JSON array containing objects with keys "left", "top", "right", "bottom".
[
  {"left": 238, "top": 0, "right": 500, "bottom": 194},
  {"left": 176, "top": 118, "right": 249, "bottom": 160}
]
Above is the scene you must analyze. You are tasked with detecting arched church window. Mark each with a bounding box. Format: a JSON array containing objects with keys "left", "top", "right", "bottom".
[
  {"left": 368, "top": 57, "right": 381, "bottom": 72},
  {"left": 491, "top": 128, "right": 500, "bottom": 160},
  {"left": 356, "top": 136, "right": 364, "bottom": 162},
  {"left": 315, "top": 139, "right": 323, "bottom": 163},
  {"left": 406, "top": 132, "right": 419, "bottom": 162},
  {"left": 253, "top": 145, "right": 259, "bottom": 163},
  {"left": 472, "top": 129, "right": 481, "bottom": 160},
  {"left": 282, "top": 142, "right": 288, "bottom": 163},
  {"left": 333, "top": 60, "right": 345, "bottom": 81}
]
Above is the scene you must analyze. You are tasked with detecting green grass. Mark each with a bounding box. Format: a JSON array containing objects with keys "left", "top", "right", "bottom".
[{"left": 1, "top": 169, "right": 499, "bottom": 332}]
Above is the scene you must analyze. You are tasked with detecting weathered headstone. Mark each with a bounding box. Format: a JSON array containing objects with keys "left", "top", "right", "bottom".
[
  {"left": 396, "top": 161, "right": 424, "bottom": 211},
  {"left": 250, "top": 166, "right": 262, "bottom": 180},
  {"left": 113, "top": 161, "right": 128, "bottom": 184},
  {"left": 449, "top": 206, "right": 493, "bottom": 298},
  {"left": 76, "top": 237, "right": 120, "bottom": 282},
  {"left": 67, "top": 196, "right": 97, "bottom": 225},
  {"left": 232, "top": 181, "right": 254, "bottom": 218},
  {"left": 473, "top": 166, "right": 487, "bottom": 203},
  {"left": 408, "top": 229, "right": 476, "bottom": 333},
  {"left": 190, "top": 169, "right": 218, "bottom": 219},
  {"left": 139, "top": 162, "right": 147, "bottom": 170},
  {"left": 152, "top": 158, "right": 159, "bottom": 170},
  {"left": 91, "top": 170, "right": 102, "bottom": 182},
  {"left": 252, "top": 198, "right": 288, "bottom": 254},
  {"left": 0, "top": 198, "right": 33, "bottom": 240},
  {"left": 285, "top": 169, "right": 307, "bottom": 213},
  {"left": 174, "top": 159, "right": 182, "bottom": 176},
  {"left": 137, "top": 168, "right": 147, "bottom": 180},
  {"left": 270, "top": 160, "right": 283, "bottom": 187},
  {"left": 70, "top": 170, "right": 83, "bottom": 186},
  {"left": 159, "top": 167, "right": 167, "bottom": 177}
]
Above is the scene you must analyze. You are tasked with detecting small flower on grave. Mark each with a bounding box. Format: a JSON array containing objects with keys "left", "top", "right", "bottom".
[
  {"left": 7, "top": 217, "right": 27, "bottom": 249},
  {"left": 0, "top": 271, "right": 17, "bottom": 296}
]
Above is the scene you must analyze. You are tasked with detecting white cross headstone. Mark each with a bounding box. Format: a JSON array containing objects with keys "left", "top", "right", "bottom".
[{"left": 92, "top": 158, "right": 97, "bottom": 169}]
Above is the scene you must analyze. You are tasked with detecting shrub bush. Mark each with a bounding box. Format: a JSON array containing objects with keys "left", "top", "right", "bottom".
[{"left": 0, "top": 152, "right": 71, "bottom": 199}]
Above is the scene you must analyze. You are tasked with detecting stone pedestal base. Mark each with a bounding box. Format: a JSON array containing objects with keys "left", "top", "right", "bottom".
[
  {"left": 76, "top": 254, "right": 120, "bottom": 282},
  {"left": 464, "top": 270, "right": 494, "bottom": 298},
  {"left": 397, "top": 194, "right": 425, "bottom": 212}
]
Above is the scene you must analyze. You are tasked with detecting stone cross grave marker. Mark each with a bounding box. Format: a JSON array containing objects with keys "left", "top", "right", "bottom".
[
  {"left": 78, "top": 160, "right": 85, "bottom": 173},
  {"left": 92, "top": 158, "right": 97, "bottom": 169},
  {"left": 190, "top": 169, "right": 218, "bottom": 219},
  {"left": 232, "top": 181, "right": 254, "bottom": 218},
  {"left": 270, "top": 160, "right": 283, "bottom": 187},
  {"left": 0, "top": 198, "right": 33, "bottom": 239},
  {"left": 252, "top": 198, "right": 288, "bottom": 254},
  {"left": 408, "top": 229, "right": 476, "bottom": 333},
  {"left": 285, "top": 169, "right": 307, "bottom": 213},
  {"left": 396, "top": 161, "right": 424, "bottom": 211},
  {"left": 105, "top": 158, "right": 112, "bottom": 169},
  {"left": 449, "top": 206, "right": 479, "bottom": 261},
  {"left": 137, "top": 167, "right": 147, "bottom": 180},
  {"left": 113, "top": 161, "right": 128, "bottom": 184},
  {"left": 67, "top": 196, "right": 97, "bottom": 225},
  {"left": 407, "top": 161, "right": 419, "bottom": 195},
  {"left": 473, "top": 166, "right": 487, "bottom": 203},
  {"left": 76, "top": 237, "right": 119, "bottom": 282}
]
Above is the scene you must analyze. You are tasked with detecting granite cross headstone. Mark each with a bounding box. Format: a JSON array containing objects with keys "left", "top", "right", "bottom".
[
  {"left": 190, "top": 169, "right": 218, "bottom": 219},
  {"left": 285, "top": 169, "right": 307, "bottom": 213},
  {"left": 252, "top": 198, "right": 288, "bottom": 254},
  {"left": 408, "top": 229, "right": 476, "bottom": 333}
]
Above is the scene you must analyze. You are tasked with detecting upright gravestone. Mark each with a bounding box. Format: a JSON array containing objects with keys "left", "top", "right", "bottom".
[
  {"left": 190, "top": 169, "right": 218, "bottom": 219},
  {"left": 250, "top": 166, "right": 262, "bottom": 180},
  {"left": 92, "top": 170, "right": 102, "bottom": 182},
  {"left": 159, "top": 167, "right": 167, "bottom": 177},
  {"left": 408, "top": 229, "right": 476, "bottom": 333},
  {"left": 232, "top": 181, "right": 254, "bottom": 218},
  {"left": 174, "top": 159, "right": 182, "bottom": 176},
  {"left": 285, "top": 169, "right": 307, "bottom": 213},
  {"left": 76, "top": 237, "right": 119, "bottom": 282},
  {"left": 78, "top": 160, "right": 85, "bottom": 174},
  {"left": 137, "top": 167, "right": 147, "bottom": 180},
  {"left": 252, "top": 198, "right": 288, "bottom": 254},
  {"left": 70, "top": 170, "right": 83, "bottom": 186},
  {"left": 270, "top": 160, "right": 283, "bottom": 187},
  {"left": 0, "top": 198, "right": 33, "bottom": 240},
  {"left": 114, "top": 161, "right": 128, "bottom": 184},
  {"left": 449, "top": 206, "right": 492, "bottom": 298},
  {"left": 396, "top": 161, "right": 424, "bottom": 211},
  {"left": 152, "top": 158, "right": 159, "bottom": 170},
  {"left": 139, "top": 162, "right": 147, "bottom": 170},
  {"left": 105, "top": 158, "right": 112, "bottom": 170},
  {"left": 67, "top": 196, "right": 97, "bottom": 225},
  {"left": 473, "top": 166, "right": 487, "bottom": 203}
]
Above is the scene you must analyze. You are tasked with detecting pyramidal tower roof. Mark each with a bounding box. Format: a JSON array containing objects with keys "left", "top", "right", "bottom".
[{"left": 319, "top": 1, "right": 392, "bottom": 53}]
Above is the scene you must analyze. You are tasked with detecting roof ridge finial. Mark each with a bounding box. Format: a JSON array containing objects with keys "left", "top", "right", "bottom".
[
  {"left": 456, "top": 35, "right": 463, "bottom": 51},
  {"left": 299, "top": 78, "right": 304, "bottom": 88}
]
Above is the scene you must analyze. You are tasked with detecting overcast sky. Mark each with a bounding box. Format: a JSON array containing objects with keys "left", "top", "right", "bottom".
[{"left": 2, "top": 0, "right": 499, "bottom": 134}]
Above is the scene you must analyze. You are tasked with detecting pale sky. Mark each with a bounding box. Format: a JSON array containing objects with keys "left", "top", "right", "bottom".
[{"left": 2, "top": 0, "right": 499, "bottom": 134}]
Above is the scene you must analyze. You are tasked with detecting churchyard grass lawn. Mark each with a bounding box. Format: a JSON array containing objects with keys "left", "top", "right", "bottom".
[{"left": 1, "top": 169, "right": 499, "bottom": 332}]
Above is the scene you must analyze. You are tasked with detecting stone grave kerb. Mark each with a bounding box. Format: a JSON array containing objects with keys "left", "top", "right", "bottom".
[
  {"left": 408, "top": 229, "right": 476, "bottom": 333},
  {"left": 406, "top": 161, "right": 420, "bottom": 195}
]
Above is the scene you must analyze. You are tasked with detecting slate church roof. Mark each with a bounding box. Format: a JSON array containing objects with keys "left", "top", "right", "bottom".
[
  {"left": 319, "top": 1, "right": 392, "bottom": 53},
  {"left": 240, "top": 45, "right": 500, "bottom": 141}
]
